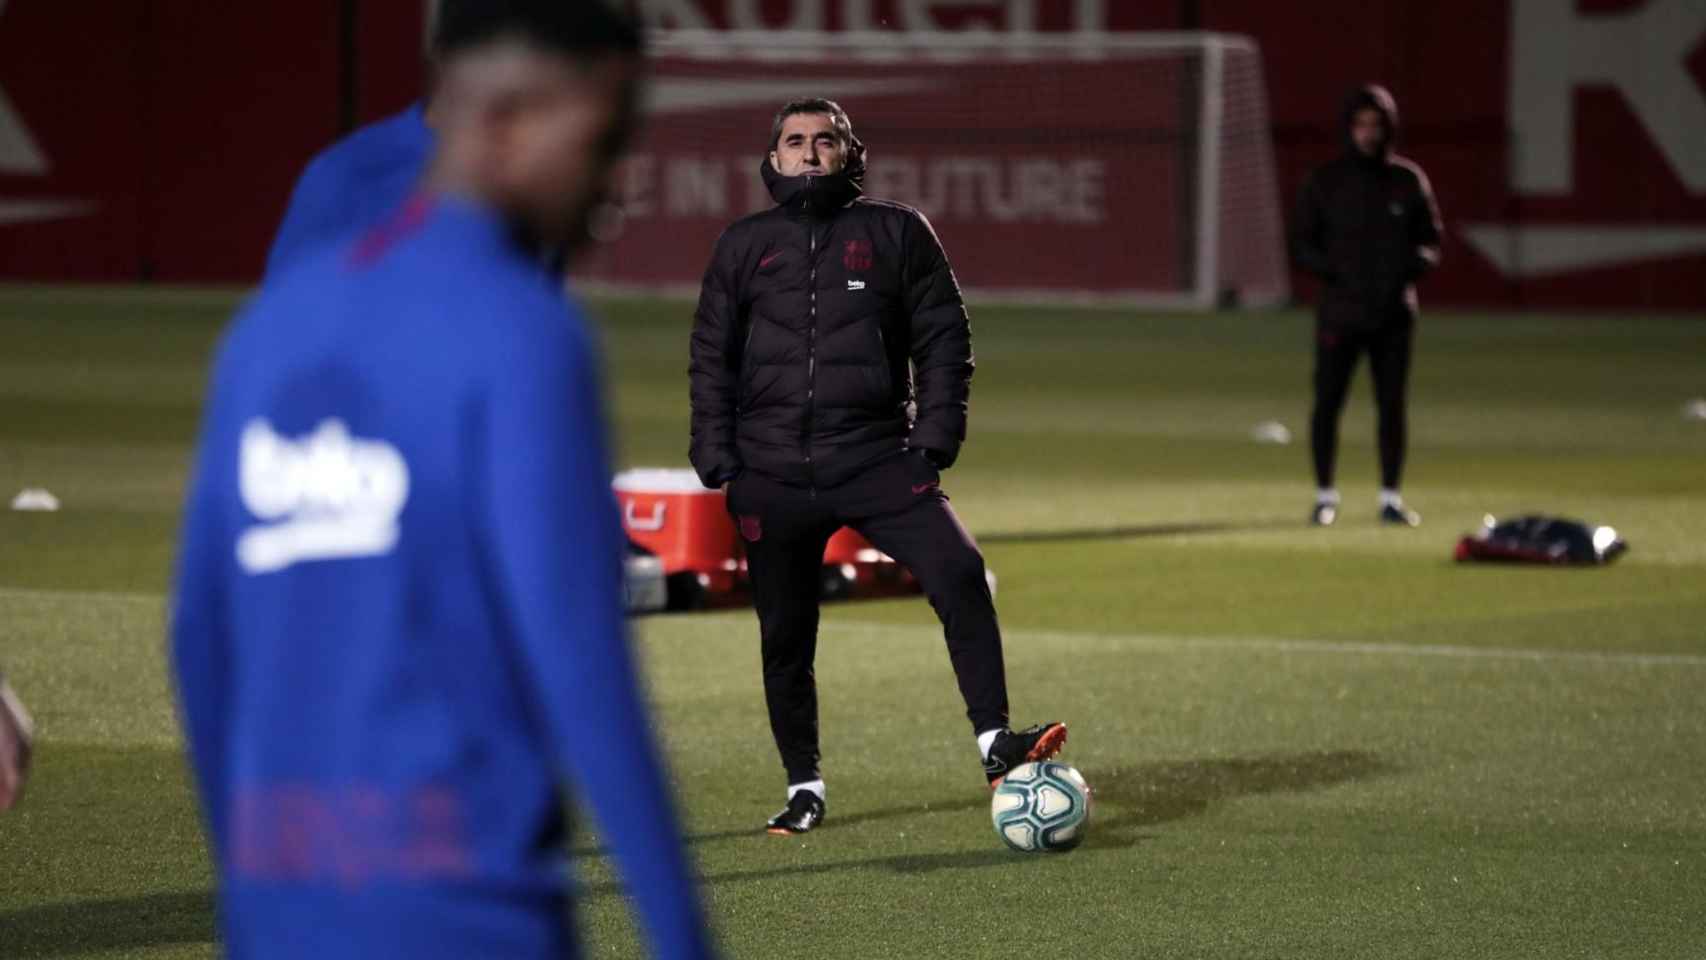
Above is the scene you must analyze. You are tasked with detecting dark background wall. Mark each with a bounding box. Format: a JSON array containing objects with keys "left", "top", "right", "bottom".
[{"left": 1, "top": 0, "right": 1702, "bottom": 309}]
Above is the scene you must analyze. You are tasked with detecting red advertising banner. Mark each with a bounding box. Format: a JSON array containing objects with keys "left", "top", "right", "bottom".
[
  {"left": 0, "top": 1, "right": 150, "bottom": 280},
  {"left": 0, "top": 0, "right": 409, "bottom": 284},
  {"left": 576, "top": 45, "right": 1205, "bottom": 302},
  {"left": 619, "top": 0, "right": 1156, "bottom": 32},
  {"left": 1, "top": 0, "right": 1702, "bottom": 310}
]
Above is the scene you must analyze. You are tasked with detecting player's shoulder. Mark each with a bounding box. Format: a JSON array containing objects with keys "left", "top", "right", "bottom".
[
  {"left": 851, "top": 195, "right": 930, "bottom": 225},
  {"left": 429, "top": 244, "right": 583, "bottom": 364},
  {"left": 312, "top": 106, "right": 430, "bottom": 172},
  {"left": 703, "top": 208, "right": 793, "bottom": 273},
  {"left": 852, "top": 197, "right": 947, "bottom": 254},
  {"left": 432, "top": 254, "right": 572, "bottom": 351},
  {"left": 716, "top": 206, "right": 784, "bottom": 247},
  {"left": 240, "top": 243, "right": 349, "bottom": 328},
  {"left": 1386, "top": 153, "right": 1433, "bottom": 187},
  {"left": 1309, "top": 154, "right": 1357, "bottom": 182},
  {"left": 212, "top": 243, "right": 352, "bottom": 393},
  {"left": 479, "top": 289, "right": 594, "bottom": 394},
  {"left": 352, "top": 105, "right": 429, "bottom": 146},
  {"left": 849, "top": 197, "right": 943, "bottom": 249},
  {"left": 382, "top": 244, "right": 586, "bottom": 394},
  {"left": 282, "top": 199, "right": 569, "bottom": 353}
]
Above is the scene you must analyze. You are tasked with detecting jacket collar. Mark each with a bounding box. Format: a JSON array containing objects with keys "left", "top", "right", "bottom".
[{"left": 760, "top": 151, "right": 865, "bottom": 218}]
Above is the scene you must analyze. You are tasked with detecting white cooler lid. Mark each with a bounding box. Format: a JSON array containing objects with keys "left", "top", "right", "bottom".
[{"left": 612, "top": 468, "right": 721, "bottom": 495}]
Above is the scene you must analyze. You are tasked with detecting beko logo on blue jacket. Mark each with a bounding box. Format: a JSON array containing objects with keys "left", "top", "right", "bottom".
[{"left": 236, "top": 418, "right": 410, "bottom": 574}]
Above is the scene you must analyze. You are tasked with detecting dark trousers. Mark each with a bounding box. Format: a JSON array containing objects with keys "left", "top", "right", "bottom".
[
  {"left": 727, "top": 452, "right": 1009, "bottom": 785},
  {"left": 1310, "top": 322, "right": 1414, "bottom": 491}
]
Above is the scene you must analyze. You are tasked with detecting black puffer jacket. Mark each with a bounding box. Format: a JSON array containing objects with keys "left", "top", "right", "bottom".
[
  {"left": 689, "top": 153, "right": 972, "bottom": 490},
  {"left": 1290, "top": 85, "right": 1444, "bottom": 330}
]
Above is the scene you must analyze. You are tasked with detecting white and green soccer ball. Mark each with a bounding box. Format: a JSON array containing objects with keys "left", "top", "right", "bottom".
[{"left": 991, "top": 761, "right": 1091, "bottom": 853}]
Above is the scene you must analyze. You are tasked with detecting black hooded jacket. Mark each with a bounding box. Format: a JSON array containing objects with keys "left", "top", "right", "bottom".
[
  {"left": 1289, "top": 85, "right": 1444, "bottom": 329},
  {"left": 688, "top": 148, "right": 972, "bottom": 490}
]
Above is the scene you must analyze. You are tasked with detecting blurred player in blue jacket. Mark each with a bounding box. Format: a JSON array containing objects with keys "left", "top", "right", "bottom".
[{"left": 171, "top": 3, "right": 715, "bottom": 958}]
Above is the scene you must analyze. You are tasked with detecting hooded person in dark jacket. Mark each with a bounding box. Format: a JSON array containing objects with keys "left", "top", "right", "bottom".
[
  {"left": 1290, "top": 84, "right": 1442, "bottom": 527},
  {"left": 688, "top": 99, "right": 1066, "bottom": 836}
]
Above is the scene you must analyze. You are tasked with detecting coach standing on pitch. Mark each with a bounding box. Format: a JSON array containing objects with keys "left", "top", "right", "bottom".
[
  {"left": 688, "top": 98, "right": 1066, "bottom": 836},
  {"left": 171, "top": 4, "right": 714, "bottom": 958},
  {"left": 1290, "top": 84, "right": 1443, "bottom": 527}
]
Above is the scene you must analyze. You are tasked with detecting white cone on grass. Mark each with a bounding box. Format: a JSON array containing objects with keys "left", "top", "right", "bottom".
[{"left": 10, "top": 488, "right": 59, "bottom": 512}]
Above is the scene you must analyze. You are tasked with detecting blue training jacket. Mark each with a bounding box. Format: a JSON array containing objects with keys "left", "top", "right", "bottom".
[
  {"left": 172, "top": 194, "right": 715, "bottom": 959},
  {"left": 265, "top": 105, "right": 434, "bottom": 279}
]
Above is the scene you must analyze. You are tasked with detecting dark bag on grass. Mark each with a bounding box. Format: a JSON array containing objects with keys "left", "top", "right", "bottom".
[{"left": 1454, "top": 514, "right": 1627, "bottom": 565}]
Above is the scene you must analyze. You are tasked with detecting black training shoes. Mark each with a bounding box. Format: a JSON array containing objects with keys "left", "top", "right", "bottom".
[
  {"left": 984, "top": 722, "right": 1068, "bottom": 788},
  {"left": 1380, "top": 503, "right": 1421, "bottom": 526},
  {"left": 765, "top": 790, "right": 826, "bottom": 835}
]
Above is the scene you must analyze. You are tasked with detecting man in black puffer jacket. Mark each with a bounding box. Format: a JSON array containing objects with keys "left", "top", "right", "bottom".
[
  {"left": 689, "top": 98, "right": 1066, "bottom": 835},
  {"left": 1290, "top": 84, "right": 1443, "bottom": 528}
]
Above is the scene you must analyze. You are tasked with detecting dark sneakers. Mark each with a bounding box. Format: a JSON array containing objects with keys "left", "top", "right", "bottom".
[
  {"left": 984, "top": 722, "right": 1068, "bottom": 788},
  {"left": 1380, "top": 503, "right": 1421, "bottom": 526},
  {"left": 1311, "top": 502, "right": 1338, "bottom": 526},
  {"left": 764, "top": 723, "right": 1070, "bottom": 830},
  {"left": 766, "top": 790, "right": 826, "bottom": 835}
]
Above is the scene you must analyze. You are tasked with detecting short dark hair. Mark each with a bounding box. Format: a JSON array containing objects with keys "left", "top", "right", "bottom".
[
  {"left": 768, "top": 98, "right": 856, "bottom": 153},
  {"left": 432, "top": 0, "right": 643, "bottom": 62}
]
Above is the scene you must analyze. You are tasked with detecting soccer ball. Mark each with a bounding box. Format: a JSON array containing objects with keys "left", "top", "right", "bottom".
[{"left": 991, "top": 761, "right": 1091, "bottom": 853}]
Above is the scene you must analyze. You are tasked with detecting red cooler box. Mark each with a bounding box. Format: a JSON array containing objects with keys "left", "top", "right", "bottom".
[
  {"left": 612, "top": 469, "right": 741, "bottom": 594},
  {"left": 612, "top": 469, "right": 939, "bottom": 607},
  {"left": 822, "top": 527, "right": 919, "bottom": 601},
  {"left": 823, "top": 526, "right": 883, "bottom": 566}
]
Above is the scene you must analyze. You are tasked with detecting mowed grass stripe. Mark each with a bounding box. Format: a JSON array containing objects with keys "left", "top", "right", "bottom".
[
  {"left": 7, "top": 586, "right": 1701, "bottom": 725},
  {"left": 810, "top": 619, "right": 1706, "bottom": 668},
  {"left": 0, "top": 586, "right": 167, "bottom": 606}
]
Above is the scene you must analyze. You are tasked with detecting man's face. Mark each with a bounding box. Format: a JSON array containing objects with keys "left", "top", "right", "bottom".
[
  {"left": 770, "top": 112, "right": 847, "bottom": 178},
  {"left": 492, "top": 54, "right": 637, "bottom": 253},
  {"left": 1350, "top": 107, "right": 1386, "bottom": 157}
]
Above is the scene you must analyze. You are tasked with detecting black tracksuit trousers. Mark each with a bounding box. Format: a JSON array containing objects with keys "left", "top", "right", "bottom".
[
  {"left": 726, "top": 451, "right": 1008, "bottom": 786},
  {"left": 1310, "top": 321, "right": 1414, "bottom": 491}
]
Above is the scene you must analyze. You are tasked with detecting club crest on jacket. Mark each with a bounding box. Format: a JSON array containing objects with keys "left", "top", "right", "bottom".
[{"left": 843, "top": 239, "right": 872, "bottom": 271}]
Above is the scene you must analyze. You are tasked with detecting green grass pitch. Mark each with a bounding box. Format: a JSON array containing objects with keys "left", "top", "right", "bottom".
[{"left": 1, "top": 285, "right": 1703, "bottom": 958}]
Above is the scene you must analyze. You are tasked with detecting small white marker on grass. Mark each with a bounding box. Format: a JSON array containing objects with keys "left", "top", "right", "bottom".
[
  {"left": 1250, "top": 421, "right": 1292, "bottom": 444},
  {"left": 1682, "top": 398, "right": 1706, "bottom": 421},
  {"left": 10, "top": 488, "right": 60, "bottom": 512}
]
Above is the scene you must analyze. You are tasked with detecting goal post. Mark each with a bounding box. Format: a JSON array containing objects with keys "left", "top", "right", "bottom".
[{"left": 575, "top": 30, "right": 1290, "bottom": 310}]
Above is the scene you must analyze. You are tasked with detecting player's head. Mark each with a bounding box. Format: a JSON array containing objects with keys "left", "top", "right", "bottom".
[
  {"left": 1344, "top": 84, "right": 1398, "bottom": 158},
  {"left": 425, "top": 0, "right": 644, "bottom": 255},
  {"left": 1350, "top": 107, "right": 1386, "bottom": 157},
  {"left": 421, "top": 0, "right": 498, "bottom": 118},
  {"left": 768, "top": 98, "right": 863, "bottom": 178},
  {"left": 419, "top": 0, "right": 460, "bottom": 115}
]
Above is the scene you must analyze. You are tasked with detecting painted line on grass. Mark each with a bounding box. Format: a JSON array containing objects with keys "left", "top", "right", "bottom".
[
  {"left": 0, "top": 586, "right": 163, "bottom": 606},
  {"left": 8, "top": 587, "right": 1698, "bottom": 669},
  {"left": 820, "top": 620, "right": 1706, "bottom": 668}
]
